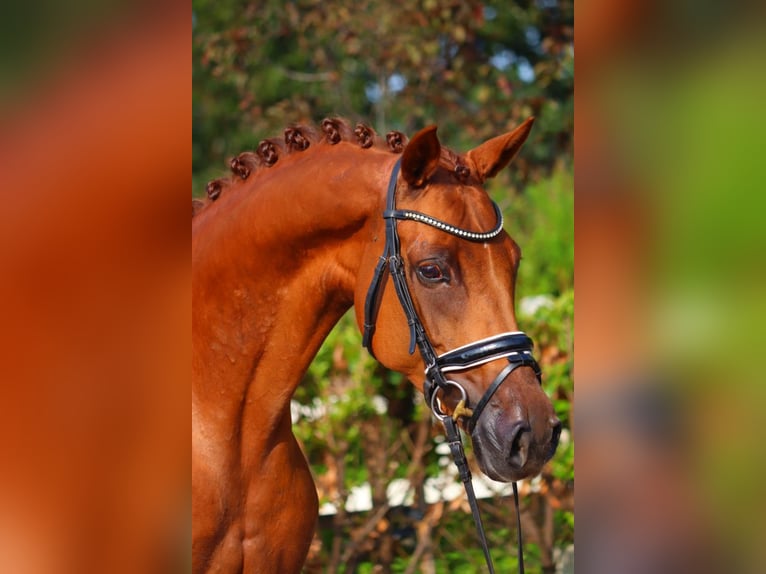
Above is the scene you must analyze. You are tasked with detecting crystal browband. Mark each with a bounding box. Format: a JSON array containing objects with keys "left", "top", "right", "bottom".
[{"left": 383, "top": 201, "right": 504, "bottom": 242}]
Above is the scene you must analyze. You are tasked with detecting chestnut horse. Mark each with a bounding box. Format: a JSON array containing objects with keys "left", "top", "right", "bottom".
[{"left": 192, "top": 118, "right": 560, "bottom": 573}]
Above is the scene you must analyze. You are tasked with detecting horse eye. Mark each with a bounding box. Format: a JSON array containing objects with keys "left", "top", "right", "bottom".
[{"left": 417, "top": 263, "right": 448, "bottom": 283}]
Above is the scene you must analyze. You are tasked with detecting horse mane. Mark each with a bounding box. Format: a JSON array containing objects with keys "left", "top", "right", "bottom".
[{"left": 192, "top": 117, "right": 467, "bottom": 218}]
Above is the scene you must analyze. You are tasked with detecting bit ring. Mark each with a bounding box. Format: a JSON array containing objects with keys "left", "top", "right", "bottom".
[{"left": 430, "top": 380, "right": 468, "bottom": 420}]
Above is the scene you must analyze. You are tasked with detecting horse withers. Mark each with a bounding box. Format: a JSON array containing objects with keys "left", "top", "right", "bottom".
[{"left": 192, "top": 118, "right": 560, "bottom": 573}]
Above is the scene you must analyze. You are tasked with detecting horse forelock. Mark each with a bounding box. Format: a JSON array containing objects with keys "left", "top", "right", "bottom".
[{"left": 192, "top": 118, "right": 469, "bottom": 219}]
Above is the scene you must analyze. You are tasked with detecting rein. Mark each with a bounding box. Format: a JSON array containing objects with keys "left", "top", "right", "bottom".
[{"left": 362, "top": 158, "right": 542, "bottom": 574}]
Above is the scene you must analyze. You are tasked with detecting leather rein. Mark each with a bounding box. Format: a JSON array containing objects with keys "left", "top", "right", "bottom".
[{"left": 362, "top": 158, "right": 542, "bottom": 574}]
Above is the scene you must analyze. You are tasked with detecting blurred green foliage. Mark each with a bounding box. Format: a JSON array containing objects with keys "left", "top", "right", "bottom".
[
  {"left": 193, "top": 1, "right": 572, "bottom": 571},
  {"left": 497, "top": 166, "right": 573, "bottom": 298},
  {"left": 193, "top": 0, "right": 572, "bottom": 194},
  {"left": 600, "top": 31, "right": 766, "bottom": 569}
]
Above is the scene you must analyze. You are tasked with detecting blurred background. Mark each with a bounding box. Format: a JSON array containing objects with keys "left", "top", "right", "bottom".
[
  {"left": 577, "top": 0, "right": 766, "bottom": 573},
  {"left": 0, "top": 3, "right": 189, "bottom": 574},
  {"left": 193, "top": 1, "right": 574, "bottom": 572}
]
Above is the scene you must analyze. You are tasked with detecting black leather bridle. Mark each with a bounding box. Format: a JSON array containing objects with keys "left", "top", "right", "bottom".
[{"left": 362, "top": 158, "right": 543, "bottom": 574}]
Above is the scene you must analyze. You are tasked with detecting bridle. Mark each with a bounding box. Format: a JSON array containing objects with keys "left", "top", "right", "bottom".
[{"left": 362, "top": 158, "right": 542, "bottom": 574}]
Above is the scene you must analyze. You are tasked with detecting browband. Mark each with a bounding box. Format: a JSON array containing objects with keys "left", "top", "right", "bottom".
[{"left": 383, "top": 202, "right": 504, "bottom": 242}]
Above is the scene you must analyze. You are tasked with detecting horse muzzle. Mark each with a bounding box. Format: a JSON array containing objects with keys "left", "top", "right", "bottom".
[
  {"left": 471, "top": 401, "right": 562, "bottom": 482},
  {"left": 426, "top": 332, "right": 561, "bottom": 482}
]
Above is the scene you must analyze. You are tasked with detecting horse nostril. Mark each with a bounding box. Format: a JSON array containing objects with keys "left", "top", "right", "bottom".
[{"left": 508, "top": 423, "right": 531, "bottom": 469}]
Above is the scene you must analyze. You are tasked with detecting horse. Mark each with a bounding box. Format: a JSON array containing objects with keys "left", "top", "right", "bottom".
[{"left": 192, "top": 117, "right": 561, "bottom": 573}]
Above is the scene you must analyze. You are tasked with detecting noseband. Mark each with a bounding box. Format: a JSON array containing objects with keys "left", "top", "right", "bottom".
[{"left": 362, "top": 158, "right": 542, "bottom": 574}]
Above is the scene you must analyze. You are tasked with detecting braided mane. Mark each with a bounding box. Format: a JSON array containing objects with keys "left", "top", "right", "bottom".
[{"left": 193, "top": 118, "right": 465, "bottom": 218}]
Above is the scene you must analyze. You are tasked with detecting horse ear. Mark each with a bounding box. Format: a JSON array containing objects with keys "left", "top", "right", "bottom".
[
  {"left": 466, "top": 117, "right": 535, "bottom": 181},
  {"left": 401, "top": 125, "right": 441, "bottom": 187}
]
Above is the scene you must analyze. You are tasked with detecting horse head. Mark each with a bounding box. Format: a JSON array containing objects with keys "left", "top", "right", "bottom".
[{"left": 355, "top": 119, "right": 560, "bottom": 482}]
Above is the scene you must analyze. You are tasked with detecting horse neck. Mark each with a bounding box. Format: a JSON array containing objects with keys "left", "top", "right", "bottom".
[{"left": 193, "top": 146, "right": 394, "bottom": 435}]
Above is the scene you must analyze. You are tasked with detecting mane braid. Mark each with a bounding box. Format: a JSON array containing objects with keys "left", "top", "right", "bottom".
[
  {"left": 386, "top": 130, "right": 407, "bottom": 153},
  {"left": 353, "top": 123, "right": 376, "bottom": 149},
  {"left": 321, "top": 118, "right": 353, "bottom": 144},
  {"left": 194, "top": 118, "right": 460, "bottom": 219},
  {"left": 284, "top": 125, "right": 317, "bottom": 152},
  {"left": 257, "top": 139, "right": 282, "bottom": 167},
  {"left": 206, "top": 178, "right": 229, "bottom": 201},
  {"left": 230, "top": 152, "right": 258, "bottom": 180}
]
